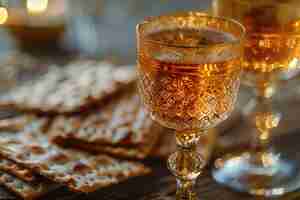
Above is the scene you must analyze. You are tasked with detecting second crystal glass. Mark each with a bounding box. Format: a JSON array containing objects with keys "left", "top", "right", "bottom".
[
  {"left": 136, "top": 12, "right": 244, "bottom": 199},
  {"left": 213, "top": 0, "right": 300, "bottom": 197}
]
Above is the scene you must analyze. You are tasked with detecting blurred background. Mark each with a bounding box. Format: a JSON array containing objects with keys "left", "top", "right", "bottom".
[{"left": 0, "top": 0, "right": 211, "bottom": 63}]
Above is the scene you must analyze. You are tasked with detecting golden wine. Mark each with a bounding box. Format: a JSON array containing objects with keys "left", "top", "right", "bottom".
[
  {"left": 213, "top": 0, "right": 300, "bottom": 85},
  {"left": 138, "top": 28, "right": 241, "bottom": 131}
]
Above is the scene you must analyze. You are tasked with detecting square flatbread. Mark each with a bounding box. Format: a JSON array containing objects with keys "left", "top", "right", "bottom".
[
  {"left": 0, "top": 157, "right": 38, "bottom": 182},
  {"left": 0, "top": 116, "right": 30, "bottom": 132},
  {"left": 0, "top": 118, "right": 150, "bottom": 193},
  {"left": 48, "top": 89, "right": 163, "bottom": 159},
  {"left": 0, "top": 53, "right": 41, "bottom": 93},
  {"left": 0, "top": 60, "right": 136, "bottom": 113},
  {"left": 0, "top": 170, "right": 56, "bottom": 200},
  {"left": 0, "top": 158, "right": 60, "bottom": 200}
]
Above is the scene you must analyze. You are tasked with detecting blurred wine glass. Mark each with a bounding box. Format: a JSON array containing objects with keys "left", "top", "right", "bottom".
[{"left": 213, "top": 0, "right": 300, "bottom": 197}]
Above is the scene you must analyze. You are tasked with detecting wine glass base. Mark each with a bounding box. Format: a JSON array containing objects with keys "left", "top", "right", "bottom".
[{"left": 212, "top": 151, "right": 300, "bottom": 197}]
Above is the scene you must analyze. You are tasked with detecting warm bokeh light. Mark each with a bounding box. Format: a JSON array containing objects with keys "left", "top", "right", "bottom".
[
  {"left": 27, "top": 0, "right": 48, "bottom": 14},
  {"left": 0, "top": 7, "right": 8, "bottom": 25}
]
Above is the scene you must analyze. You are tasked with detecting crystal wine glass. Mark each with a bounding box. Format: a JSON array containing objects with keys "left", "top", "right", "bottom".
[
  {"left": 213, "top": 0, "right": 300, "bottom": 196},
  {"left": 136, "top": 11, "right": 244, "bottom": 199}
]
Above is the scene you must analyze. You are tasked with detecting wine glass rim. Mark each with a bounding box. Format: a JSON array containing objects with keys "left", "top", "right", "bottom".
[{"left": 136, "top": 11, "right": 246, "bottom": 49}]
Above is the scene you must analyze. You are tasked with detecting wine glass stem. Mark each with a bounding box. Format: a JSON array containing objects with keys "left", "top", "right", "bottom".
[
  {"left": 176, "top": 179, "right": 197, "bottom": 200},
  {"left": 256, "top": 98, "right": 271, "bottom": 148},
  {"left": 253, "top": 82, "right": 279, "bottom": 149},
  {"left": 168, "top": 130, "right": 205, "bottom": 200}
]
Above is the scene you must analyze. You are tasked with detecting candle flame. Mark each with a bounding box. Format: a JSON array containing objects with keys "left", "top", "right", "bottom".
[
  {"left": 0, "top": 7, "right": 8, "bottom": 25},
  {"left": 27, "top": 0, "right": 48, "bottom": 14}
]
